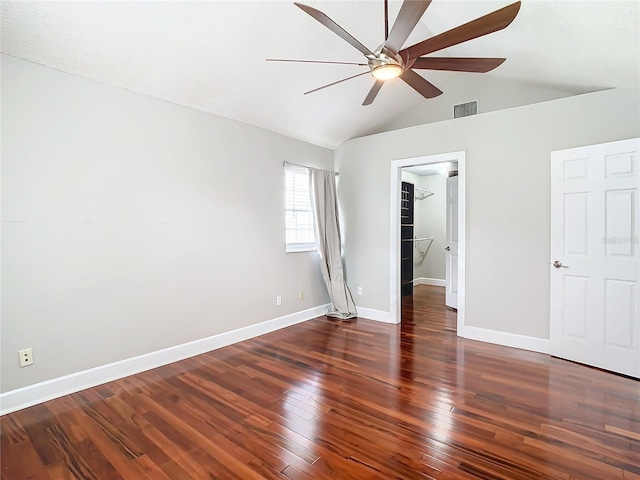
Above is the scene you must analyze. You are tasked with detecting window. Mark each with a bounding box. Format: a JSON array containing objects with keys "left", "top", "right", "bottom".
[{"left": 285, "top": 164, "right": 316, "bottom": 252}]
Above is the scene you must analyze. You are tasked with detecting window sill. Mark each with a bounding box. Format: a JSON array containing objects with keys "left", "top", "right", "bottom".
[{"left": 286, "top": 243, "right": 317, "bottom": 253}]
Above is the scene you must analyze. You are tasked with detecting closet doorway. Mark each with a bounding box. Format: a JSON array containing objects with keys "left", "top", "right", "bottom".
[{"left": 390, "top": 152, "right": 466, "bottom": 331}]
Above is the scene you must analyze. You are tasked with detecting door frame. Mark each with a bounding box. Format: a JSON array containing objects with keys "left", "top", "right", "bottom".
[
  {"left": 445, "top": 175, "right": 459, "bottom": 309},
  {"left": 389, "top": 151, "right": 466, "bottom": 330}
]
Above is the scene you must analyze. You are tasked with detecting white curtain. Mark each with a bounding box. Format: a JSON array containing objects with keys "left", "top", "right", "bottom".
[{"left": 309, "top": 168, "right": 357, "bottom": 320}]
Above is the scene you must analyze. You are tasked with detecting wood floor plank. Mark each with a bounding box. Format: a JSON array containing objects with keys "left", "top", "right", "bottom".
[
  {"left": 1, "top": 413, "right": 54, "bottom": 480},
  {"left": 44, "top": 395, "right": 124, "bottom": 480},
  {"left": 136, "top": 392, "right": 264, "bottom": 480},
  {"left": 2, "top": 285, "right": 639, "bottom": 479},
  {"left": 0, "top": 427, "right": 29, "bottom": 480}
]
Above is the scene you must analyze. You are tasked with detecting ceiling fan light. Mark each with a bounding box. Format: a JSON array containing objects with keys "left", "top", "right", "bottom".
[{"left": 372, "top": 64, "right": 403, "bottom": 81}]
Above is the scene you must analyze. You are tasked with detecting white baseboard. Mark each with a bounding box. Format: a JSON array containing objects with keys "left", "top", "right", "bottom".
[
  {"left": 0, "top": 304, "right": 330, "bottom": 416},
  {"left": 413, "top": 277, "right": 446, "bottom": 287},
  {"left": 356, "top": 307, "right": 397, "bottom": 324},
  {"left": 460, "top": 325, "right": 550, "bottom": 354}
]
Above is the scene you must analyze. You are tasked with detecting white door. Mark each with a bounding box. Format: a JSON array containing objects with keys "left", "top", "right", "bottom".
[
  {"left": 445, "top": 176, "right": 459, "bottom": 309},
  {"left": 550, "top": 138, "right": 640, "bottom": 378}
]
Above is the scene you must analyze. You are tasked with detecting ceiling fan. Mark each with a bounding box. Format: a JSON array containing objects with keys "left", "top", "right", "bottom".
[{"left": 267, "top": 0, "right": 521, "bottom": 105}]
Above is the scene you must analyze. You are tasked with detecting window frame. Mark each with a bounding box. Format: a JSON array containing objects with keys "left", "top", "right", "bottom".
[{"left": 284, "top": 164, "right": 317, "bottom": 253}]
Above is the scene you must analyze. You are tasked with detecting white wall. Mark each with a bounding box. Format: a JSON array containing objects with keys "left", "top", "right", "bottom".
[
  {"left": 414, "top": 174, "right": 447, "bottom": 281},
  {"left": 377, "top": 74, "right": 580, "bottom": 135},
  {"left": 1, "top": 55, "right": 333, "bottom": 393},
  {"left": 336, "top": 88, "right": 640, "bottom": 340}
]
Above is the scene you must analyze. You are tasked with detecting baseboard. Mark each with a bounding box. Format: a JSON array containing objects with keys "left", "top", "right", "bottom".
[
  {"left": 0, "top": 304, "right": 330, "bottom": 416},
  {"left": 356, "top": 307, "right": 397, "bottom": 324},
  {"left": 413, "top": 277, "right": 446, "bottom": 287},
  {"left": 460, "top": 325, "right": 550, "bottom": 354}
]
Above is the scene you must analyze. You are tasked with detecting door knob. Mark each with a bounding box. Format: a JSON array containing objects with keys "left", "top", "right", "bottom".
[
  {"left": 445, "top": 246, "right": 451, "bottom": 251},
  {"left": 553, "top": 260, "right": 569, "bottom": 269}
]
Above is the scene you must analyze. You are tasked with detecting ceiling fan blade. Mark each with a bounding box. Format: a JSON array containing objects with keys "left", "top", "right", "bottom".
[
  {"left": 267, "top": 59, "right": 368, "bottom": 66},
  {"left": 304, "top": 71, "right": 371, "bottom": 95},
  {"left": 363, "top": 80, "right": 384, "bottom": 106},
  {"left": 400, "top": 1, "right": 521, "bottom": 61},
  {"left": 411, "top": 57, "right": 505, "bottom": 73},
  {"left": 385, "top": 0, "right": 432, "bottom": 53},
  {"left": 294, "top": 2, "right": 374, "bottom": 57},
  {"left": 400, "top": 69, "right": 443, "bottom": 99}
]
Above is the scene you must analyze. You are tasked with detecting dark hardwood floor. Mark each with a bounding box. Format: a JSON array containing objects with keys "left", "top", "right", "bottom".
[{"left": 2, "top": 285, "right": 639, "bottom": 479}]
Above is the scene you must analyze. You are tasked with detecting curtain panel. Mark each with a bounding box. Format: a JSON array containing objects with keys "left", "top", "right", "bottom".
[{"left": 309, "top": 168, "right": 357, "bottom": 320}]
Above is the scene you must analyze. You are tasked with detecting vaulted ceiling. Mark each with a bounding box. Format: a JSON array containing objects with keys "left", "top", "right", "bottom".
[{"left": 2, "top": 1, "right": 638, "bottom": 149}]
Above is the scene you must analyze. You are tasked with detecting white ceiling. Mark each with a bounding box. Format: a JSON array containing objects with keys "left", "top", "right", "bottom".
[{"left": 2, "top": 1, "right": 638, "bottom": 149}]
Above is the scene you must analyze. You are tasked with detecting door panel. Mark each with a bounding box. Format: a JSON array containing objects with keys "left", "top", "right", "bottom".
[
  {"left": 605, "top": 152, "right": 636, "bottom": 177},
  {"left": 562, "top": 275, "right": 588, "bottom": 338},
  {"left": 564, "top": 193, "right": 589, "bottom": 254},
  {"left": 605, "top": 189, "right": 634, "bottom": 256},
  {"left": 604, "top": 279, "right": 635, "bottom": 347},
  {"left": 550, "top": 137, "right": 640, "bottom": 378}
]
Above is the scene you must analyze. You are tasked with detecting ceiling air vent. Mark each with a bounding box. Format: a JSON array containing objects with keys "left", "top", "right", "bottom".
[{"left": 453, "top": 101, "right": 478, "bottom": 119}]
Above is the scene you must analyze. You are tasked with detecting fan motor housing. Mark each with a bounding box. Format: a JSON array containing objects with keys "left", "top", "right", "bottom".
[{"left": 368, "top": 46, "right": 405, "bottom": 74}]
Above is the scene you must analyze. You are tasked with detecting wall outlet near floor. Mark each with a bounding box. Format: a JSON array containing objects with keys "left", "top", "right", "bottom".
[
  {"left": 299, "top": 291, "right": 304, "bottom": 300},
  {"left": 357, "top": 287, "right": 363, "bottom": 296},
  {"left": 19, "top": 348, "right": 34, "bottom": 367},
  {"left": 276, "top": 296, "right": 282, "bottom": 306}
]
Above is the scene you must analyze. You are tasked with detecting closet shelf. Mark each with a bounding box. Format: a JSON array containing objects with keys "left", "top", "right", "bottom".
[{"left": 414, "top": 187, "right": 434, "bottom": 201}]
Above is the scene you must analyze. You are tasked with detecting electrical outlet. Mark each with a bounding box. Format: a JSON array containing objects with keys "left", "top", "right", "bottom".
[
  {"left": 299, "top": 291, "right": 304, "bottom": 300},
  {"left": 19, "top": 348, "right": 34, "bottom": 367},
  {"left": 276, "top": 296, "right": 282, "bottom": 306},
  {"left": 357, "top": 287, "right": 363, "bottom": 296}
]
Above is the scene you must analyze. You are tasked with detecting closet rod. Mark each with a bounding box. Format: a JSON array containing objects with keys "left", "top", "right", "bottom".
[{"left": 283, "top": 161, "right": 339, "bottom": 175}]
